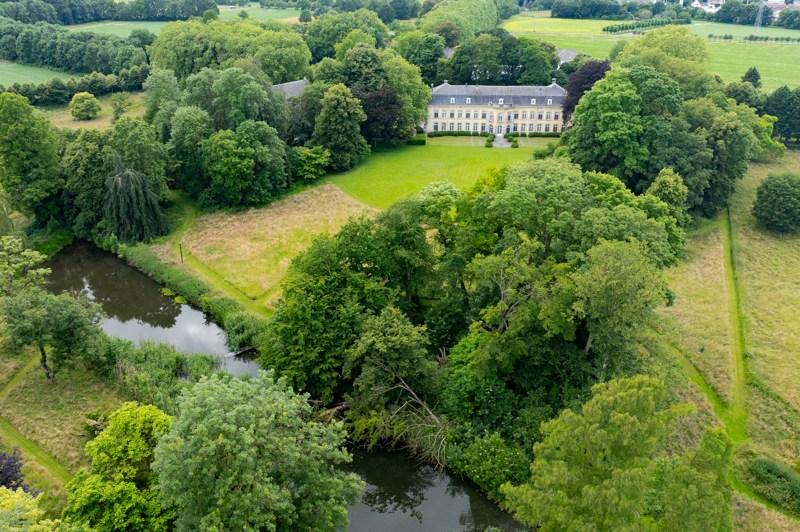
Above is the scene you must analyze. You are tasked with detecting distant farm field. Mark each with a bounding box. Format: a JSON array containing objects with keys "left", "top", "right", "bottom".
[
  {"left": 503, "top": 14, "right": 800, "bottom": 89},
  {"left": 0, "top": 60, "right": 72, "bottom": 84},
  {"left": 66, "top": 6, "right": 299, "bottom": 36}
]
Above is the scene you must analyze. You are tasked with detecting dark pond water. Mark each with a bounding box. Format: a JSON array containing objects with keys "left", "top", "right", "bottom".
[
  {"left": 47, "top": 241, "right": 522, "bottom": 531},
  {"left": 46, "top": 241, "right": 258, "bottom": 376}
]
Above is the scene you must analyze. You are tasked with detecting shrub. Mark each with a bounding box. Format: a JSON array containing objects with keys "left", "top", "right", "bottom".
[
  {"left": 69, "top": 91, "right": 101, "bottom": 120},
  {"left": 510, "top": 139, "right": 519, "bottom": 148},
  {"left": 748, "top": 456, "right": 800, "bottom": 514},
  {"left": 289, "top": 145, "right": 330, "bottom": 183},
  {"left": 407, "top": 133, "right": 427, "bottom": 145},
  {"left": 449, "top": 433, "right": 529, "bottom": 500},
  {"left": 752, "top": 173, "right": 800, "bottom": 233},
  {"left": 484, "top": 138, "right": 493, "bottom": 147}
]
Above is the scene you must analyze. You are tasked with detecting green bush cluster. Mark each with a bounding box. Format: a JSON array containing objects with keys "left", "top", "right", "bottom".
[
  {"left": 748, "top": 456, "right": 800, "bottom": 514},
  {"left": 752, "top": 172, "right": 800, "bottom": 233},
  {"left": 406, "top": 133, "right": 427, "bottom": 145},
  {"left": 707, "top": 33, "right": 734, "bottom": 40},
  {"left": 447, "top": 433, "right": 529, "bottom": 500}
]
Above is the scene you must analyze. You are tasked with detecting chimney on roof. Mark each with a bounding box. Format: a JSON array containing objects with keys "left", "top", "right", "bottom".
[
  {"left": 443, "top": 80, "right": 449, "bottom": 84},
  {"left": 551, "top": 77, "right": 557, "bottom": 84}
]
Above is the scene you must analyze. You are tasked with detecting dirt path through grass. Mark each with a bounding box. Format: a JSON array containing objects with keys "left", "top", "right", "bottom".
[{"left": 0, "top": 354, "right": 72, "bottom": 485}]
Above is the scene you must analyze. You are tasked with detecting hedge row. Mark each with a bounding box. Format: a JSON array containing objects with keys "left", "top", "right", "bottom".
[
  {"left": 602, "top": 17, "right": 688, "bottom": 33},
  {"left": 0, "top": 65, "right": 149, "bottom": 106},
  {"left": 505, "top": 132, "right": 562, "bottom": 138},
  {"left": 426, "top": 131, "right": 492, "bottom": 137},
  {"left": 745, "top": 34, "right": 800, "bottom": 43}
]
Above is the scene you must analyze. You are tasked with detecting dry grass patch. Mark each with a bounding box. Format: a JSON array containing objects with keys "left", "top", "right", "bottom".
[
  {"left": 734, "top": 493, "right": 800, "bottom": 531},
  {"left": 43, "top": 92, "right": 144, "bottom": 131},
  {"left": 182, "top": 184, "right": 373, "bottom": 307},
  {"left": 661, "top": 219, "right": 734, "bottom": 404},
  {"left": 729, "top": 151, "right": 800, "bottom": 413},
  {"left": 0, "top": 366, "right": 124, "bottom": 471}
]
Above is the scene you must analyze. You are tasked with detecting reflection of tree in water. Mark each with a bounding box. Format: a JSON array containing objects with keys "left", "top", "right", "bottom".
[
  {"left": 349, "top": 450, "right": 438, "bottom": 523},
  {"left": 448, "top": 473, "right": 524, "bottom": 532},
  {"left": 45, "top": 241, "right": 180, "bottom": 328}
]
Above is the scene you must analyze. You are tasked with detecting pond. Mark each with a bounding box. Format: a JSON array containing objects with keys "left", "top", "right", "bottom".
[{"left": 46, "top": 241, "right": 522, "bottom": 531}]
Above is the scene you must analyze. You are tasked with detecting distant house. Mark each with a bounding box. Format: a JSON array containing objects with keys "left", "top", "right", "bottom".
[
  {"left": 273, "top": 79, "right": 309, "bottom": 99},
  {"left": 426, "top": 81, "right": 566, "bottom": 135}
]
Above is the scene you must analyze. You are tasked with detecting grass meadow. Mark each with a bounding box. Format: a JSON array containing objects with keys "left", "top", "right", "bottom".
[
  {"left": 330, "top": 140, "right": 538, "bottom": 208},
  {"left": 41, "top": 92, "right": 145, "bottom": 130},
  {"left": 65, "top": 5, "right": 299, "bottom": 36},
  {"left": 0, "top": 60, "right": 73, "bottom": 85},
  {"left": 503, "top": 13, "right": 800, "bottom": 89}
]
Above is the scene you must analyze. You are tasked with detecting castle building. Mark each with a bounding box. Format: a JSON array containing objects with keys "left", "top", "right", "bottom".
[{"left": 426, "top": 81, "right": 567, "bottom": 135}]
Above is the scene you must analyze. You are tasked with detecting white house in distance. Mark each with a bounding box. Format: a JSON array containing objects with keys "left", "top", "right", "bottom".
[{"left": 426, "top": 80, "right": 567, "bottom": 135}]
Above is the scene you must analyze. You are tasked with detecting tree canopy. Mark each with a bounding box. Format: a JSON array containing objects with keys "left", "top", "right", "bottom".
[{"left": 152, "top": 372, "right": 363, "bottom": 531}]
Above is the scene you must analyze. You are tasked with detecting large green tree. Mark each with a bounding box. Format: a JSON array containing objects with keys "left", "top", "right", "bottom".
[
  {"left": 2, "top": 288, "right": 104, "bottom": 382},
  {"left": 62, "top": 129, "right": 111, "bottom": 238},
  {"left": 0, "top": 93, "right": 61, "bottom": 222},
  {"left": 108, "top": 118, "right": 168, "bottom": 198},
  {"left": 311, "top": 83, "right": 369, "bottom": 171},
  {"left": 201, "top": 121, "right": 287, "bottom": 207},
  {"left": 63, "top": 403, "right": 174, "bottom": 532},
  {"left": 152, "top": 372, "right": 363, "bottom": 532},
  {"left": 502, "top": 375, "right": 732, "bottom": 531},
  {"left": 0, "top": 236, "right": 49, "bottom": 297},
  {"left": 167, "top": 106, "right": 213, "bottom": 198}
]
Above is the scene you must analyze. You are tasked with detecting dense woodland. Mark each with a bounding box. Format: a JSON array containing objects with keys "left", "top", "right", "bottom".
[{"left": 1, "top": 0, "right": 800, "bottom": 529}]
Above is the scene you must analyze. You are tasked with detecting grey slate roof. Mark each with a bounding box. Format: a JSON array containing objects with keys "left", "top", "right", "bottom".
[
  {"left": 273, "top": 78, "right": 309, "bottom": 99},
  {"left": 557, "top": 48, "right": 578, "bottom": 65},
  {"left": 430, "top": 81, "right": 566, "bottom": 107}
]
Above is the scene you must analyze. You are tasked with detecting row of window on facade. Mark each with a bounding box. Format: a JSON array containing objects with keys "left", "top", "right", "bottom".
[
  {"left": 432, "top": 110, "right": 560, "bottom": 121},
  {"left": 448, "top": 97, "right": 553, "bottom": 105},
  {"left": 431, "top": 122, "right": 561, "bottom": 133}
]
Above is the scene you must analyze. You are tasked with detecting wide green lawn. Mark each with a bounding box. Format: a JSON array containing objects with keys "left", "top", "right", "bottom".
[
  {"left": 328, "top": 142, "right": 535, "bottom": 208},
  {"left": 66, "top": 6, "right": 299, "bottom": 36},
  {"left": 0, "top": 60, "right": 73, "bottom": 85},
  {"left": 503, "top": 14, "right": 800, "bottom": 89}
]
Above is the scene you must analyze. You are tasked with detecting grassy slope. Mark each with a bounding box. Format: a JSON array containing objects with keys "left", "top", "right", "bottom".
[
  {"left": 660, "top": 150, "right": 800, "bottom": 526},
  {"left": 503, "top": 14, "right": 800, "bottom": 90},
  {"left": 41, "top": 92, "right": 145, "bottom": 130},
  {"left": 65, "top": 6, "right": 299, "bottom": 36},
  {"left": 730, "top": 151, "right": 800, "bottom": 462},
  {"left": 0, "top": 335, "right": 123, "bottom": 515},
  {"left": 0, "top": 60, "right": 73, "bottom": 85}
]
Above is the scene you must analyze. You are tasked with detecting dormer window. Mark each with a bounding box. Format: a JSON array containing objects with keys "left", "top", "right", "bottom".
[
  {"left": 531, "top": 98, "right": 536, "bottom": 105},
  {"left": 498, "top": 98, "right": 504, "bottom": 105},
  {"left": 547, "top": 98, "right": 552, "bottom": 105},
  {"left": 466, "top": 97, "right": 471, "bottom": 104},
  {"left": 450, "top": 97, "right": 455, "bottom": 104}
]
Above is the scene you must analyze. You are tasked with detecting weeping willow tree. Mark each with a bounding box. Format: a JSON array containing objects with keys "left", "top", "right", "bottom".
[{"left": 104, "top": 169, "right": 168, "bottom": 243}]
